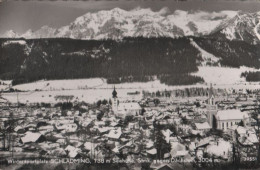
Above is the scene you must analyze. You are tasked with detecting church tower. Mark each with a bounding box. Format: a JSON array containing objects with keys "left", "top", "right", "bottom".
[
  {"left": 111, "top": 86, "right": 118, "bottom": 113},
  {"left": 207, "top": 84, "right": 218, "bottom": 128}
]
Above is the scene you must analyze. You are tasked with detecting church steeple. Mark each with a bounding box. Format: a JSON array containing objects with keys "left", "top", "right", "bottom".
[
  {"left": 208, "top": 83, "right": 215, "bottom": 105},
  {"left": 112, "top": 86, "right": 117, "bottom": 98},
  {"left": 207, "top": 83, "right": 217, "bottom": 129},
  {"left": 111, "top": 86, "right": 118, "bottom": 114}
]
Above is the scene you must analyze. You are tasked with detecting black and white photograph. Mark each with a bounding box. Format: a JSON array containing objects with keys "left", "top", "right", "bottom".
[{"left": 0, "top": 0, "right": 260, "bottom": 169}]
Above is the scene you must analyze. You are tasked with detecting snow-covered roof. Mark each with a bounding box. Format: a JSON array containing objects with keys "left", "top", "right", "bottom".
[
  {"left": 189, "top": 142, "right": 196, "bottom": 151},
  {"left": 197, "top": 137, "right": 214, "bottom": 148},
  {"left": 110, "top": 122, "right": 118, "bottom": 127},
  {"left": 176, "top": 150, "right": 189, "bottom": 157},
  {"left": 65, "top": 145, "right": 76, "bottom": 152},
  {"left": 94, "top": 121, "right": 105, "bottom": 126},
  {"left": 236, "top": 126, "right": 247, "bottom": 134},
  {"left": 112, "top": 146, "right": 119, "bottom": 153},
  {"left": 105, "top": 128, "right": 122, "bottom": 139},
  {"left": 118, "top": 102, "right": 141, "bottom": 111},
  {"left": 65, "top": 145, "right": 81, "bottom": 158},
  {"left": 39, "top": 125, "right": 54, "bottom": 130},
  {"left": 69, "top": 148, "right": 81, "bottom": 158},
  {"left": 81, "top": 120, "right": 92, "bottom": 127},
  {"left": 216, "top": 109, "right": 249, "bottom": 121},
  {"left": 146, "top": 140, "right": 154, "bottom": 148},
  {"left": 21, "top": 132, "right": 42, "bottom": 143},
  {"left": 169, "top": 136, "right": 179, "bottom": 142},
  {"left": 247, "top": 133, "right": 258, "bottom": 144},
  {"left": 195, "top": 122, "right": 211, "bottom": 130},
  {"left": 170, "top": 141, "right": 186, "bottom": 157},
  {"left": 14, "top": 126, "right": 23, "bottom": 132},
  {"left": 97, "top": 127, "right": 113, "bottom": 133},
  {"left": 236, "top": 127, "right": 258, "bottom": 145},
  {"left": 146, "top": 148, "right": 157, "bottom": 155},
  {"left": 56, "top": 139, "right": 66, "bottom": 144},
  {"left": 191, "top": 130, "right": 201, "bottom": 135}
]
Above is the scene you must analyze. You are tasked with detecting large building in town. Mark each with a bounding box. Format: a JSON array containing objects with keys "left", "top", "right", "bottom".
[{"left": 111, "top": 87, "right": 142, "bottom": 118}]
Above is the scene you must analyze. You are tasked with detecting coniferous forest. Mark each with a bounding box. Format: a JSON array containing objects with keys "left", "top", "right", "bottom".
[
  {"left": 241, "top": 71, "right": 260, "bottom": 82},
  {"left": 0, "top": 37, "right": 259, "bottom": 86}
]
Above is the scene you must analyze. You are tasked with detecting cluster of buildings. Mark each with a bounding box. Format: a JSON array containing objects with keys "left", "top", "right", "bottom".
[{"left": 0, "top": 85, "right": 260, "bottom": 169}]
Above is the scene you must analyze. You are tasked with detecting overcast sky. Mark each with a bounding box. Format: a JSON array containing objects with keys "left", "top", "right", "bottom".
[{"left": 0, "top": 0, "right": 260, "bottom": 34}]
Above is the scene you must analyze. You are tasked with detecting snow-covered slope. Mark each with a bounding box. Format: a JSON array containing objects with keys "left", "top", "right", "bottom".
[
  {"left": 3, "top": 8, "right": 260, "bottom": 42},
  {"left": 21, "top": 29, "right": 34, "bottom": 39},
  {"left": 190, "top": 38, "right": 220, "bottom": 66},
  {"left": 48, "top": 8, "right": 238, "bottom": 39},
  {"left": 254, "top": 22, "right": 260, "bottom": 40},
  {"left": 55, "top": 8, "right": 184, "bottom": 39},
  {"left": 211, "top": 12, "right": 260, "bottom": 43},
  {"left": 21, "top": 26, "right": 56, "bottom": 39},
  {"left": 1, "top": 30, "right": 20, "bottom": 38},
  {"left": 166, "top": 10, "right": 237, "bottom": 36}
]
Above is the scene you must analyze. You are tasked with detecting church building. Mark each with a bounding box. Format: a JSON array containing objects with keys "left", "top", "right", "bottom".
[
  {"left": 215, "top": 109, "right": 249, "bottom": 131},
  {"left": 207, "top": 84, "right": 249, "bottom": 131},
  {"left": 111, "top": 87, "right": 142, "bottom": 118}
]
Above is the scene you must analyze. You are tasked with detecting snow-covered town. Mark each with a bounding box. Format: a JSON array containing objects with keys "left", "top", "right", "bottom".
[
  {"left": 1, "top": 0, "right": 260, "bottom": 169},
  {"left": 1, "top": 84, "right": 260, "bottom": 170}
]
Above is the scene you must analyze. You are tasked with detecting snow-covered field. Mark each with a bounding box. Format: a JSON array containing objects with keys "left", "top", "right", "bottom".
[
  {"left": 1, "top": 66, "right": 260, "bottom": 104},
  {"left": 12, "top": 78, "right": 105, "bottom": 91},
  {"left": 3, "top": 40, "right": 27, "bottom": 46},
  {"left": 2, "top": 88, "right": 143, "bottom": 104},
  {"left": 192, "top": 66, "right": 260, "bottom": 85},
  {"left": 9, "top": 66, "right": 260, "bottom": 92}
]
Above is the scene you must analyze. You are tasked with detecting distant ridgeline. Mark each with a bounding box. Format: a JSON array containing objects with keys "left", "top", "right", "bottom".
[{"left": 0, "top": 37, "right": 259, "bottom": 86}]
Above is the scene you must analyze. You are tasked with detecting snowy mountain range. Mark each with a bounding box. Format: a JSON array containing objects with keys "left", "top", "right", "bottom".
[{"left": 1, "top": 8, "right": 260, "bottom": 43}]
